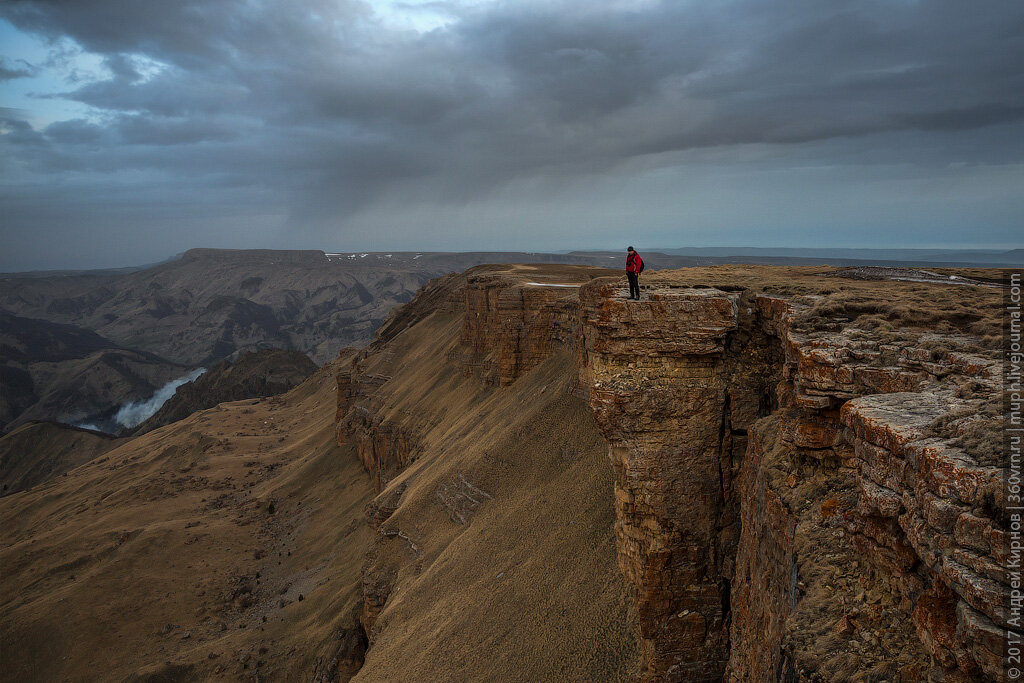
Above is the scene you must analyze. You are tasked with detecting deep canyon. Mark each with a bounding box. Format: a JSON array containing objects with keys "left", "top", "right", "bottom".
[{"left": 0, "top": 262, "right": 1009, "bottom": 682}]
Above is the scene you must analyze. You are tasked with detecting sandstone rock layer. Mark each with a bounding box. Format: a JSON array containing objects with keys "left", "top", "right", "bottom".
[{"left": 336, "top": 264, "right": 1007, "bottom": 682}]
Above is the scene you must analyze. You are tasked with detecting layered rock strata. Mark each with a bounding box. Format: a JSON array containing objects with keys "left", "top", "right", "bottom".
[
  {"left": 336, "top": 266, "right": 1006, "bottom": 682},
  {"left": 843, "top": 393, "right": 1006, "bottom": 680},
  {"left": 576, "top": 283, "right": 781, "bottom": 681},
  {"left": 575, "top": 278, "right": 1003, "bottom": 681},
  {"left": 459, "top": 273, "right": 581, "bottom": 385},
  {"left": 336, "top": 362, "right": 419, "bottom": 492},
  {"left": 731, "top": 294, "right": 1002, "bottom": 682}
]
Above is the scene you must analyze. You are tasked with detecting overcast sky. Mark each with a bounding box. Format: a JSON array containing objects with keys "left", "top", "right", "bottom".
[{"left": 1, "top": 0, "right": 1022, "bottom": 271}]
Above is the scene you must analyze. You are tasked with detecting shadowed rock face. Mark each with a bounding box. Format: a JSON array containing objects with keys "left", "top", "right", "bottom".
[
  {"left": 0, "top": 311, "right": 185, "bottom": 432},
  {"left": 338, "top": 264, "right": 1004, "bottom": 682},
  {"left": 577, "top": 283, "right": 781, "bottom": 681},
  {"left": 842, "top": 394, "right": 1006, "bottom": 680},
  {"left": 459, "top": 272, "right": 583, "bottom": 386},
  {"left": 133, "top": 349, "right": 318, "bottom": 435}
]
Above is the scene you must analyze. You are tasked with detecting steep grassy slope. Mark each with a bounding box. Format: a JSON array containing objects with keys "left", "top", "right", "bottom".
[
  {"left": 0, "top": 362, "right": 376, "bottom": 681},
  {"left": 0, "top": 263, "right": 636, "bottom": 682},
  {"left": 0, "top": 422, "right": 123, "bottom": 496},
  {"left": 339, "top": 308, "right": 637, "bottom": 681}
]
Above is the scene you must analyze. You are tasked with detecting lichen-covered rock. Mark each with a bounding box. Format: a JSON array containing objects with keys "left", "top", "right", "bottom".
[
  {"left": 842, "top": 392, "right": 1008, "bottom": 678},
  {"left": 576, "top": 280, "right": 1002, "bottom": 681}
]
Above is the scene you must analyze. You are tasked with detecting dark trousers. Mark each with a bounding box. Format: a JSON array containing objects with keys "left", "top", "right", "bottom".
[{"left": 627, "top": 271, "right": 640, "bottom": 299}]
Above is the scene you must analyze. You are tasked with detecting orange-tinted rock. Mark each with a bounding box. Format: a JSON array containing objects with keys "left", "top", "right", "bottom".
[
  {"left": 725, "top": 424, "right": 797, "bottom": 682},
  {"left": 780, "top": 409, "right": 841, "bottom": 450},
  {"left": 957, "top": 601, "right": 1007, "bottom": 681},
  {"left": 341, "top": 408, "right": 422, "bottom": 492},
  {"left": 334, "top": 266, "right": 1007, "bottom": 681},
  {"left": 579, "top": 281, "right": 783, "bottom": 681},
  {"left": 460, "top": 274, "right": 580, "bottom": 386},
  {"left": 912, "top": 580, "right": 959, "bottom": 667},
  {"left": 842, "top": 391, "right": 1008, "bottom": 678}
]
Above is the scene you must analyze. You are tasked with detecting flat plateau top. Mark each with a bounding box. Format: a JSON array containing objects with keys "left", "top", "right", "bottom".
[{"left": 466, "top": 263, "right": 1006, "bottom": 356}]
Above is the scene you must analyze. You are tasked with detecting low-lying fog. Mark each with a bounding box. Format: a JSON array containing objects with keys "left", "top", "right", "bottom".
[{"left": 76, "top": 368, "right": 205, "bottom": 434}]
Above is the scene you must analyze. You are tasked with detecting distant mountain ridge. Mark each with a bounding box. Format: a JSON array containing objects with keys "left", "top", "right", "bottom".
[
  {"left": 0, "top": 248, "right": 647, "bottom": 368},
  {"left": 0, "top": 311, "right": 184, "bottom": 432},
  {"left": 0, "top": 249, "right": 633, "bottom": 431},
  {"left": 0, "top": 249, "right": 445, "bottom": 367},
  {"left": 0, "top": 310, "right": 116, "bottom": 363},
  {"left": 1, "top": 246, "right": 1016, "bottom": 379}
]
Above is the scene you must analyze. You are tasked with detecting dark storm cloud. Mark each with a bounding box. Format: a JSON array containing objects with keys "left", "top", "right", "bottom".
[
  {"left": 0, "top": 57, "right": 37, "bottom": 81},
  {"left": 1, "top": 0, "right": 1022, "bottom": 269}
]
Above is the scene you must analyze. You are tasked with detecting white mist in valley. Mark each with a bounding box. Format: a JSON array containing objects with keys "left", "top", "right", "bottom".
[{"left": 114, "top": 368, "right": 206, "bottom": 429}]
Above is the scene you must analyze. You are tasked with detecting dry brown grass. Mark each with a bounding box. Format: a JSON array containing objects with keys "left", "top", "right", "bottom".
[
  {"left": 0, "top": 421, "right": 123, "bottom": 495},
  {"left": 791, "top": 285, "right": 1002, "bottom": 350},
  {"left": 0, "top": 282, "right": 637, "bottom": 682},
  {"left": 0, "top": 362, "right": 377, "bottom": 681},
  {"left": 347, "top": 310, "right": 638, "bottom": 682},
  {"left": 928, "top": 380, "right": 1003, "bottom": 468}
]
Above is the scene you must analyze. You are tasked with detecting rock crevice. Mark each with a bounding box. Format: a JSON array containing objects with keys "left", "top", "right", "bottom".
[
  {"left": 335, "top": 266, "right": 1006, "bottom": 682},
  {"left": 575, "top": 279, "right": 1003, "bottom": 681}
]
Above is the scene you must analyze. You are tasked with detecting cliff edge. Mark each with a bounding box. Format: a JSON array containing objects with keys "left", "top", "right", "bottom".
[
  {"left": 338, "top": 263, "right": 1006, "bottom": 682},
  {"left": 0, "top": 262, "right": 1007, "bottom": 682}
]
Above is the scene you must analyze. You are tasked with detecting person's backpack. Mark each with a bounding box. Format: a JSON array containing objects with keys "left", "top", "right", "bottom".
[{"left": 638, "top": 256, "right": 645, "bottom": 273}]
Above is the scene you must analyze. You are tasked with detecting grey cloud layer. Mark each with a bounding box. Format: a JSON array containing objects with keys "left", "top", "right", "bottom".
[{"left": 1, "top": 0, "right": 1022, "bottom": 268}]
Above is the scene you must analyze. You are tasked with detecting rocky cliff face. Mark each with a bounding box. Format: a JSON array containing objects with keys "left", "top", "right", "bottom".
[
  {"left": 727, "top": 292, "right": 1003, "bottom": 682},
  {"left": 335, "top": 264, "right": 1006, "bottom": 681},
  {"left": 842, "top": 393, "right": 1005, "bottom": 680},
  {"left": 458, "top": 272, "right": 582, "bottom": 386},
  {"left": 577, "top": 282, "right": 782, "bottom": 681},
  {"left": 332, "top": 264, "right": 640, "bottom": 681}
]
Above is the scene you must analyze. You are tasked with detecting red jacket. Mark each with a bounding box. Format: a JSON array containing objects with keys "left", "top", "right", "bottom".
[{"left": 626, "top": 252, "right": 642, "bottom": 273}]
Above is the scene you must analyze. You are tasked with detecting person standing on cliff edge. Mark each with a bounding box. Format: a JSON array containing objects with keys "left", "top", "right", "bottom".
[{"left": 626, "top": 246, "right": 644, "bottom": 300}]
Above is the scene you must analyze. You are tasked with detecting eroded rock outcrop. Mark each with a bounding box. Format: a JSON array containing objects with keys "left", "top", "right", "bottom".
[
  {"left": 334, "top": 264, "right": 1007, "bottom": 682},
  {"left": 336, "top": 362, "right": 420, "bottom": 493},
  {"left": 843, "top": 393, "right": 1006, "bottom": 680},
  {"left": 577, "top": 282, "right": 782, "bottom": 681},
  {"left": 573, "top": 274, "right": 1004, "bottom": 681},
  {"left": 458, "top": 272, "right": 582, "bottom": 385},
  {"left": 726, "top": 293, "right": 1003, "bottom": 682}
]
